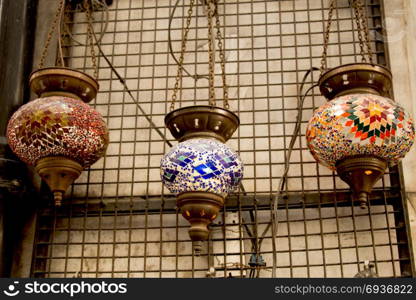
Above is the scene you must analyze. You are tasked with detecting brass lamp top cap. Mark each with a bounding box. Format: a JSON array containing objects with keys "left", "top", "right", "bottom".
[
  {"left": 318, "top": 63, "right": 392, "bottom": 100},
  {"left": 165, "top": 105, "right": 240, "bottom": 143},
  {"left": 29, "top": 67, "right": 99, "bottom": 103}
]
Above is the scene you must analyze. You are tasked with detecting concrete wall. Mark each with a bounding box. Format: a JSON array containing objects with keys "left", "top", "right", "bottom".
[
  {"left": 383, "top": 0, "right": 416, "bottom": 272},
  {"left": 47, "top": 206, "right": 398, "bottom": 278}
]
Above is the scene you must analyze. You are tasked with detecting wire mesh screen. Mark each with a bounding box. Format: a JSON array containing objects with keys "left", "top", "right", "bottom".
[{"left": 31, "top": 0, "right": 413, "bottom": 278}]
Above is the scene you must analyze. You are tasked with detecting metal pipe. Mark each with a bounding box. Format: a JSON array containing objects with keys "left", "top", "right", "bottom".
[{"left": 0, "top": 0, "right": 38, "bottom": 277}]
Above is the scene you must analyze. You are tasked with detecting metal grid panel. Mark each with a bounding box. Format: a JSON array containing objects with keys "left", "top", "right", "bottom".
[{"left": 31, "top": 0, "right": 413, "bottom": 278}]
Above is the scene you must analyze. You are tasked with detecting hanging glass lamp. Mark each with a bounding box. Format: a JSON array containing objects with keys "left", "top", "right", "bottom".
[
  {"left": 306, "top": 0, "right": 415, "bottom": 207},
  {"left": 161, "top": 107, "right": 243, "bottom": 245},
  {"left": 7, "top": 68, "right": 109, "bottom": 206},
  {"left": 306, "top": 63, "right": 414, "bottom": 207},
  {"left": 160, "top": 0, "right": 243, "bottom": 252},
  {"left": 6, "top": 1, "right": 109, "bottom": 206}
]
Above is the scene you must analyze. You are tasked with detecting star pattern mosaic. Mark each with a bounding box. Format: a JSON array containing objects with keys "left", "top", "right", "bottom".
[
  {"left": 306, "top": 94, "right": 415, "bottom": 169},
  {"left": 7, "top": 96, "right": 109, "bottom": 167},
  {"left": 160, "top": 138, "right": 243, "bottom": 196}
]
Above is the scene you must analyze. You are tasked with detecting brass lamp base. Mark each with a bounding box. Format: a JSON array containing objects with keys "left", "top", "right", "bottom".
[
  {"left": 336, "top": 156, "right": 387, "bottom": 209},
  {"left": 165, "top": 105, "right": 239, "bottom": 143},
  {"left": 177, "top": 191, "right": 224, "bottom": 255},
  {"left": 35, "top": 156, "right": 83, "bottom": 206}
]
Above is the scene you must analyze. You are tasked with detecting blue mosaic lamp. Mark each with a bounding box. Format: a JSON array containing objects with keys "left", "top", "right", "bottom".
[
  {"left": 161, "top": 0, "right": 243, "bottom": 252},
  {"left": 161, "top": 138, "right": 243, "bottom": 196},
  {"left": 305, "top": 0, "right": 415, "bottom": 208},
  {"left": 161, "top": 107, "right": 243, "bottom": 250}
]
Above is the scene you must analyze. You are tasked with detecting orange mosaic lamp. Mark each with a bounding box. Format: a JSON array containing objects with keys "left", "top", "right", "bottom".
[
  {"left": 306, "top": 0, "right": 415, "bottom": 207},
  {"left": 306, "top": 64, "right": 415, "bottom": 207},
  {"left": 7, "top": 68, "right": 109, "bottom": 206}
]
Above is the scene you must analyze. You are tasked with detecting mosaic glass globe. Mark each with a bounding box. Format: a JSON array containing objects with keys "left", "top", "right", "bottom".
[
  {"left": 7, "top": 96, "right": 109, "bottom": 167},
  {"left": 306, "top": 93, "right": 415, "bottom": 169},
  {"left": 160, "top": 138, "right": 243, "bottom": 197}
]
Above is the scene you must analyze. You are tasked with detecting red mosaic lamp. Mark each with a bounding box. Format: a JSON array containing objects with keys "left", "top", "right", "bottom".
[
  {"left": 306, "top": 0, "right": 415, "bottom": 208},
  {"left": 6, "top": 0, "right": 109, "bottom": 206}
]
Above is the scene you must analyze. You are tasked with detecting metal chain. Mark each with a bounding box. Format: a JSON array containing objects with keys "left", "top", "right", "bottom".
[
  {"left": 38, "top": 0, "right": 65, "bottom": 69},
  {"left": 352, "top": 0, "right": 373, "bottom": 63},
  {"left": 206, "top": 0, "right": 216, "bottom": 107},
  {"left": 320, "top": 0, "right": 336, "bottom": 74},
  {"left": 321, "top": 0, "right": 374, "bottom": 72},
  {"left": 57, "top": 0, "right": 67, "bottom": 67},
  {"left": 85, "top": 0, "right": 98, "bottom": 78},
  {"left": 361, "top": 1, "right": 374, "bottom": 63},
  {"left": 352, "top": 0, "right": 367, "bottom": 62},
  {"left": 213, "top": 1, "right": 230, "bottom": 109},
  {"left": 170, "top": 0, "right": 196, "bottom": 111}
]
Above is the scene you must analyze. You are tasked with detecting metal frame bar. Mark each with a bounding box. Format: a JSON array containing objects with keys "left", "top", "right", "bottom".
[{"left": 28, "top": 0, "right": 414, "bottom": 278}]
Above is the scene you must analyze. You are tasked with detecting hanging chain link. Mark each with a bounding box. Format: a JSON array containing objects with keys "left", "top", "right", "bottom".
[
  {"left": 206, "top": 0, "right": 216, "bottom": 106},
  {"left": 352, "top": 0, "right": 373, "bottom": 63},
  {"left": 320, "top": 0, "right": 336, "bottom": 74},
  {"left": 56, "top": 0, "right": 67, "bottom": 67},
  {"left": 170, "top": 0, "right": 196, "bottom": 111},
  {"left": 213, "top": 1, "right": 229, "bottom": 109},
  {"left": 85, "top": 0, "right": 99, "bottom": 78},
  {"left": 360, "top": 2, "right": 373, "bottom": 64},
  {"left": 321, "top": 0, "right": 374, "bottom": 73},
  {"left": 170, "top": 0, "right": 229, "bottom": 110},
  {"left": 352, "top": 0, "right": 366, "bottom": 62},
  {"left": 38, "top": 0, "right": 65, "bottom": 69}
]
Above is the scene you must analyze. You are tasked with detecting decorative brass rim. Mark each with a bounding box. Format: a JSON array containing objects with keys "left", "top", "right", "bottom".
[
  {"left": 165, "top": 105, "right": 240, "bottom": 143},
  {"left": 30, "top": 67, "right": 99, "bottom": 103},
  {"left": 319, "top": 63, "right": 392, "bottom": 100}
]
